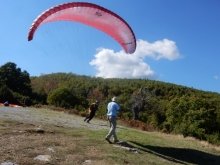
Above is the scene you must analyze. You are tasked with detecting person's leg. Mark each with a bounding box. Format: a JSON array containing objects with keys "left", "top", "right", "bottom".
[
  {"left": 107, "top": 116, "right": 112, "bottom": 127},
  {"left": 87, "top": 113, "right": 95, "bottom": 123},
  {"left": 84, "top": 116, "right": 89, "bottom": 121},
  {"left": 111, "top": 118, "right": 118, "bottom": 142},
  {"left": 105, "top": 116, "right": 117, "bottom": 141}
]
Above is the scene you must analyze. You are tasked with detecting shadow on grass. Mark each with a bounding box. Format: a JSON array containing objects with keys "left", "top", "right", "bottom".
[{"left": 130, "top": 141, "right": 220, "bottom": 165}]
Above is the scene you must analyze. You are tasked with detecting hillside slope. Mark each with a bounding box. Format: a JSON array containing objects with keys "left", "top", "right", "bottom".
[{"left": 0, "top": 106, "right": 220, "bottom": 164}]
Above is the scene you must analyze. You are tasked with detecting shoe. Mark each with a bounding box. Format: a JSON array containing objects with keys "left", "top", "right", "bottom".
[
  {"left": 84, "top": 119, "right": 86, "bottom": 122},
  {"left": 87, "top": 121, "right": 90, "bottom": 123},
  {"left": 105, "top": 138, "right": 112, "bottom": 144},
  {"left": 113, "top": 140, "right": 120, "bottom": 143}
]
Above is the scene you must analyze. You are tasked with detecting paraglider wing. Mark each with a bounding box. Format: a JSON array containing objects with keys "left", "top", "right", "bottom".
[{"left": 28, "top": 2, "right": 136, "bottom": 54}]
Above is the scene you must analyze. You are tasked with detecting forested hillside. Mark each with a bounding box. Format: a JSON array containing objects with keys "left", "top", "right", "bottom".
[
  {"left": 30, "top": 72, "right": 220, "bottom": 145},
  {"left": 1, "top": 62, "right": 220, "bottom": 145}
]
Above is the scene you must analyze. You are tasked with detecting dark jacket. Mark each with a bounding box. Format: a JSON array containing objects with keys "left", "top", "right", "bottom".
[{"left": 89, "top": 103, "right": 99, "bottom": 114}]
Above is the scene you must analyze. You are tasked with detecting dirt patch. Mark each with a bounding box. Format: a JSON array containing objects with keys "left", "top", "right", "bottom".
[{"left": 0, "top": 106, "right": 111, "bottom": 131}]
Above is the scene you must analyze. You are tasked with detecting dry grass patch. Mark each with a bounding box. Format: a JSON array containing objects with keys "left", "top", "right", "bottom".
[{"left": 0, "top": 119, "right": 109, "bottom": 165}]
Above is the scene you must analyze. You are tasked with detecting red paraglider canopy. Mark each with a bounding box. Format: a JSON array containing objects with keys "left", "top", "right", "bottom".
[{"left": 28, "top": 2, "right": 136, "bottom": 54}]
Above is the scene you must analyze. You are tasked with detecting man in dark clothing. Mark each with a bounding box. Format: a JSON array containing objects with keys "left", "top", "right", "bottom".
[
  {"left": 84, "top": 100, "right": 100, "bottom": 123},
  {"left": 4, "top": 101, "right": 9, "bottom": 106}
]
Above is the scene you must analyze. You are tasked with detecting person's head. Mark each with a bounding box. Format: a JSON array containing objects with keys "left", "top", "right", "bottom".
[
  {"left": 112, "top": 97, "right": 117, "bottom": 102},
  {"left": 95, "top": 100, "right": 100, "bottom": 105}
]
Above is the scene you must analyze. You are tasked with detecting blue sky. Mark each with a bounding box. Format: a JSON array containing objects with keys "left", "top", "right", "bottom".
[{"left": 1, "top": 1, "right": 220, "bottom": 93}]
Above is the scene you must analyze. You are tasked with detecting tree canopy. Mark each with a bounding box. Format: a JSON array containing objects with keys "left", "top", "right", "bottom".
[{"left": 0, "top": 62, "right": 32, "bottom": 96}]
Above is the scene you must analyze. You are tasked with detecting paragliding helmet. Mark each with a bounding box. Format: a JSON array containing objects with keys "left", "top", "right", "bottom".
[{"left": 95, "top": 100, "right": 100, "bottom": 104}]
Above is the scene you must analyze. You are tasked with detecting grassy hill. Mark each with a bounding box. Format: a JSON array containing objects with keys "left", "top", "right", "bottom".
[{"left": 0, "top": 106, "right": 220, "bottom": 164}]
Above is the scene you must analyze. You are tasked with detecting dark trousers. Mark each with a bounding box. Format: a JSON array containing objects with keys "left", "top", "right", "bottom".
[{"left": 84, "top": 113, "right": 95, "bottom": 122}]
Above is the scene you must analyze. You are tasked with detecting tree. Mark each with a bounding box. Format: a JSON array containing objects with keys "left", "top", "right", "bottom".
[
  {"left": 47, "top": 86, "right": 79, "bottom": 109},
  {"left": 0, "top": 62, "right": 32, "bottom": 95},
  {"left": 130, "top": 86, "right": 155, "bottom": 120},
  {"left": 32, "top": 86, "right": 47, "bottom": 105},
  {"left": 0, "top": 83, "right": 14, "bottom": 103}
]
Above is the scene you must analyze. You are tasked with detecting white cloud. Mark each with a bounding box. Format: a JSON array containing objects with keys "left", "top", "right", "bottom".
[
  {"left": 90, "top": 39, "right": 182, "bottom": 78},
  {"left": 214, "top": 76, "right": 219, "bottom": 79},
  {"left": 134, "top": 39, "right": 182, "bottom": 60}
]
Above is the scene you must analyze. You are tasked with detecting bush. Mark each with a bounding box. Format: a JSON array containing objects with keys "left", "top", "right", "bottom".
[
  {"left": 206, "top": 133, "right": 220, "bottom": 145},
  {"left": 47, "top": 87, "right": 78, "bottom": 108}
]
